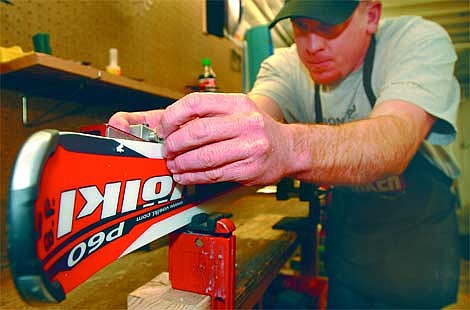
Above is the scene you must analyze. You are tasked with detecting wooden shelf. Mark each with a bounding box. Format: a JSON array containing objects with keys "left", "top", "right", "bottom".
[{"left": 0, "top": 53, "right": 185, "bottom": 110}]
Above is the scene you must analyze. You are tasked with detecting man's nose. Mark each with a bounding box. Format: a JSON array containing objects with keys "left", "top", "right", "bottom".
[{"left": 305, "top": 33, "right": 326, "bottom": 54}]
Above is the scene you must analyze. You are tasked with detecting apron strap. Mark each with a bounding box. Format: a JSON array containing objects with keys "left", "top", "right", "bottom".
[
  {"left": 314, "top": 84, "right": 323, "bottom": 123},
  {"left": 363, "top": 35, "right": 377, "bottom": 107}
]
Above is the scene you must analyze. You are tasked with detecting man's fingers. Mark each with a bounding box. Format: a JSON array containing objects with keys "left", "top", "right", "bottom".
[
  {"left": 108, "top": 111, "right": 148, "bottom": 131},
  {"left": 108, "top": 112, "right": 135, "bottom": 131},
  {"left": 166, "top": 137, "right": 252, "bottom": 173},
  {"left": 159, "top": 93, "right": 254, "bottom": 137},
  {"left": 163, "top": 114, "right": 251, "bottom": 158},
  {"left": 142, "top": 110, "right": 165, "bottom": 132},
  {"left": 172, "top": 160, "right": 255, "bottom": 185},
  {"left": 108, "top": 110, "right": 164, "bottom": 135}
]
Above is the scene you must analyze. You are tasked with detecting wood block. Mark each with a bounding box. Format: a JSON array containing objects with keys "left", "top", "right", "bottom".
[{"left": 127, "top": 272, "right": 210, "bottom": 310}]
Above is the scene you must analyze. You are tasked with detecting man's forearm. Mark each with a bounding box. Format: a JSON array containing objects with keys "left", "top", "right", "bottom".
[{"left": 285, "top": 114, "right": 422, "bottom": 185}]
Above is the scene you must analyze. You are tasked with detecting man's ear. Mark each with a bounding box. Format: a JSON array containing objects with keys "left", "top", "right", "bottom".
[{"left": 366, "top": 1, "right": 382, "bottom": 34}]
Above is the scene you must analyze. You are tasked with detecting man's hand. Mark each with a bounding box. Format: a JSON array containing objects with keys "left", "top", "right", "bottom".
[
  {"left": 108, "top": 110, "right": 165, "bottom": 133},
  {"left": 158, "top": 92, "right": 293, "bottom": 186}
]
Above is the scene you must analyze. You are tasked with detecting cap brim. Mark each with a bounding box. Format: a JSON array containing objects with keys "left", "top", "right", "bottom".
[{"left": 269, "top": 1, "right": 359, "bottom": 28}]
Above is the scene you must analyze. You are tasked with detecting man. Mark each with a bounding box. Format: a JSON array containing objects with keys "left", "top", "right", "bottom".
[{"left": 109, "top": 0, "right": 460, "bottom": 308}]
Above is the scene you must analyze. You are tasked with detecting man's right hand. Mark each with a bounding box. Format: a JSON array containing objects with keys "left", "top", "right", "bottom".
[{"left": 108, "top": 92, "right": 296, "bottom": 187}]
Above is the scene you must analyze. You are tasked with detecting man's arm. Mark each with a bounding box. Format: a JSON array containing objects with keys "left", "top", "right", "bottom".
[
  {"left": 247, "top": 93, "right": 435, "bottom": 185},
  {"left": 109, "top": 93, "right": 435, "bottom": 186},
  {"left": 283, "top": 99, "right": 436, "bottom": 185}
]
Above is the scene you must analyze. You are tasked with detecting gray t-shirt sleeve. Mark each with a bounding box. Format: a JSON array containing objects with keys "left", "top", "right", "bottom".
[{"left": 375, "top": 17, "right": 460, "bottom": 145}]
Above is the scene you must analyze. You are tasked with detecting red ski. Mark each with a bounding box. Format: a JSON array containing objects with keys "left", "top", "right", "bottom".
[{"left": 8, "top": 124, "right": 235, "bottom": 303}]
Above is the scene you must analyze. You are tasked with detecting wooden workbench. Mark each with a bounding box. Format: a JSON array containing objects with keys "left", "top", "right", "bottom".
[{"left": 0, "top": 187, "right": 310, "bottom": 309}]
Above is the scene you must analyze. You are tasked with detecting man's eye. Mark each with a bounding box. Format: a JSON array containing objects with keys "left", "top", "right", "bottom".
[
  {"left": 292, "top": 18, "right": 347, "bottom": 39},
  {"left": 317, "top": 24, "right": 345, "bottom": 38},
  {"left": 318, "top": 25, "right": 336, "bottom": 35},
  {"left": 294, "top": 21, "right": 307, "bottom": 30}
]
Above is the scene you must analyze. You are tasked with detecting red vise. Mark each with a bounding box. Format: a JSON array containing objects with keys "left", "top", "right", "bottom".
[{"left": 169, "top": 213, "right": 236, "bottom": 309}]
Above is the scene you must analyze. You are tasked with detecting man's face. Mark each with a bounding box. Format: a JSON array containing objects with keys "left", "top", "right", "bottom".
[{"left": 292, "top": 2, "right": 374, "bottom": 85}]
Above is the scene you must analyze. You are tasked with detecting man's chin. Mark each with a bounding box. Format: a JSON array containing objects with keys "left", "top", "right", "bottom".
[{"left": 311, "top": 72, "right": 342, "bottom": 85}]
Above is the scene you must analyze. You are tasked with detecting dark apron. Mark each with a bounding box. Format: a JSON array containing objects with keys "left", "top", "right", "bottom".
[{"left": 318, "top": 37, "right": 461, "bottom": 308}]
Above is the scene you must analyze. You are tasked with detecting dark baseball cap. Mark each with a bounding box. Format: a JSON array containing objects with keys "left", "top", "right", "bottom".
[{"left": 269, "top": 0, "right": 360, "bottom": 28}]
